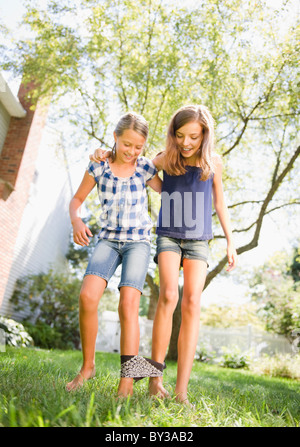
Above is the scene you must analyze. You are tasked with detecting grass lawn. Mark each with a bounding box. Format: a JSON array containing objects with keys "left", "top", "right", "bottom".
[{"left": 0, "top": 347, "right": 299, "bottom": 427}]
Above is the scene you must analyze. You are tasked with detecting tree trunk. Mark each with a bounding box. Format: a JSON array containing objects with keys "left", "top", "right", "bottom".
[
  {"left": 166, "top": 286, "right": 183, "bottom": 361},
  {"left": 146, "top": 273, "right": 159, "bottom": 320}
]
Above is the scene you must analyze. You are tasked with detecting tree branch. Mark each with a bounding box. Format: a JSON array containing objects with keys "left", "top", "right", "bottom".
[
  {"left": 148, "top": 86, "right": 170, "bottom": 150},
  {"left": 140, "top": 0, "right": 161, "bottom": 114},
  {"left": 213, "top": 200, "right": 300, "bottom": 239},
  {"left": 222, "top": 62, "right": 286, "bottom": 157},
  {"left": 116, "top": 9, "right": 129, "bottom": 109},
  {"left": 77, "top": 87, "right": 111, "bottom": 148},
  {"left": 249, "top": 112, "right": 300, "bottom": 121},
  {"left": 212, "top": 199, "right": 264, "bottom": 216}
]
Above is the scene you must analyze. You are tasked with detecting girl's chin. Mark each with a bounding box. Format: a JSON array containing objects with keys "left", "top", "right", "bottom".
[
  {"left": 180, "top": 150, "right": 195, "bottom": 157},
  {"left": 123, "top": 156, "right": 137, "bottom": 163}
]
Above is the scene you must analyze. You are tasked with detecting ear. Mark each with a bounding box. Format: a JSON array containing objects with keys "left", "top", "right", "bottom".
[{"left": 113, "top": 131, "right": 117, "bottom": 143}]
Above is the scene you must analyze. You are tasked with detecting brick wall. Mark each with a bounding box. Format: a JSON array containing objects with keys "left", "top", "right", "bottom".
[{"left": 0, "top": 82, "right": 48, "bottom": 308}]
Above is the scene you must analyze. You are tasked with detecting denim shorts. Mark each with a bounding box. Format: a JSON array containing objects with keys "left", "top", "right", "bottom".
[
  {"left": 154, "top": 235, "right": 209, "bottom": 267},
  {"left": 84, "top": 239, "right": 151, "bottom": 293}
]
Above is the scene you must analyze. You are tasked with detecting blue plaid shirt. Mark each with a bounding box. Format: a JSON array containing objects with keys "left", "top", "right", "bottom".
[{"left": 87, "top": 157, "right": 157, "bottom": 241}]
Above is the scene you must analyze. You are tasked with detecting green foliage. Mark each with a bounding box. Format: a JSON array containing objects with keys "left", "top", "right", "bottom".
[
  {"left": 289, "top": 246, "right": 300, "bottom": 283},
  {"left": 0, "top": 316, "right": 33, "bottom": 348},
  {"left": 200, "top": 303, "right": 263, "bottom": 329},
  {"left": 220, "top": 346, "right": 250, "bottom": 369},
  {"left": 10, "top": 270, "right": 81, "bottom": 350},
  {"left": 250, "top": 354, "right": 300, "bottom": 380},
  {"left": 195, "top": 343, "right": 300, "bottom": 379},
  {"left": 6, "top": 0, "right": 299, "bottom": 151},
  {"left": 22, "top": 322, "right": 65, "bottom": 350},
  {"left": 250, "top": 249, "right": 300, "bottom": 341},
  {"left": 196, "top": 343, "right": 216, "bottom": 363}
]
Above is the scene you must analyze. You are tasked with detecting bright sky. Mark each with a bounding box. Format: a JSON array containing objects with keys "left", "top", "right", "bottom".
[{"left": 1, "top": 0, "right": 299, "bottom": 307}]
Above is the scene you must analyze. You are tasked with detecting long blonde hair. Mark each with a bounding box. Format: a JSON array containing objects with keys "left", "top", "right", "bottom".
[{"left": 164, "top": 105, "right": 215, "bottom": 181}]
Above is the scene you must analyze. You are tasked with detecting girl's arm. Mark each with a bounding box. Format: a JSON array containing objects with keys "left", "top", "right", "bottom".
[
  {"left": 90, "top": 149, "right": 166, "bottom": 169},
  {"left": 146, "top": 173, "right": 162, "bottom": 193},
  {"left": 212, "top": 156, "right": 237, "bottom": 272},
  {"left": 70, "top": 171, "right": 96, "bottom": 246},
  {"left": 152, "top": 151, "right": 165, "bottom": 171},
  {"left": 147, "top": 152, "right": 165, "bottom": 192}
]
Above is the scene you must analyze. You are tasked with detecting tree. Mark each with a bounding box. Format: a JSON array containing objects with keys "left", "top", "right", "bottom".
[{"left": 3, "top": 0, "right": 299, "bottom": 358}]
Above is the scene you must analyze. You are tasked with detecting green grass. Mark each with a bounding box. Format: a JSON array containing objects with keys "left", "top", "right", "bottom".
[{"left": 0, "top": 347, "right": 299, "bottom": 427}]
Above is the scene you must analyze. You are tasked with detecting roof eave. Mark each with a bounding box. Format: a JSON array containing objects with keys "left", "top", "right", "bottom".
[{"left": 0, "top": 73, "right": 27, "bottom": 118}]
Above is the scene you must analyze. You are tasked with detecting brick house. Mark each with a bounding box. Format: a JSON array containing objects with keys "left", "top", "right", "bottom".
[{"left": 0, "top": 73, "right": 73, "bottom": 318}]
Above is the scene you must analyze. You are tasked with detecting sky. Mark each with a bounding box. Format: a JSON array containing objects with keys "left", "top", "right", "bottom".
[{"left": 0, "top": 0, "right": 299, "bottom": 307}]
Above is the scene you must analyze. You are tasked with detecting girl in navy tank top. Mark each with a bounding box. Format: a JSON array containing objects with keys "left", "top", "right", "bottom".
[{"left": 149, "top": 105, "right": 237, "bottom": 405}]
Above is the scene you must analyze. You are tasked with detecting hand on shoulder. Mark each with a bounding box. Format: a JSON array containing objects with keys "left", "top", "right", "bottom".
[
  {"left": 152, "top": 151, "right": 165, "bottom": 171},
  {"left": 89, "top": 148, "right": 111, "bottom": 163}
]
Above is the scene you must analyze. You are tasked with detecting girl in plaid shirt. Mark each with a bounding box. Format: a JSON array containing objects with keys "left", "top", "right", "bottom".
[{"left": 66, "top": 112, "right": 162, "bottom": 397}]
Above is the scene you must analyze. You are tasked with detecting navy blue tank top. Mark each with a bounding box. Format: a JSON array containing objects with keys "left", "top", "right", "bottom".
[{"left": 156, "top": 166, "right": 213, "bottom": 240}]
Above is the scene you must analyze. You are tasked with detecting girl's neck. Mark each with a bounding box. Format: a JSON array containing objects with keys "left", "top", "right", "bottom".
[
  {"left": 109, "top": 156, "right": 137, "bottom": 178},
  {"left": 182, "top": 155, "right": 199, "bottom": 167}
]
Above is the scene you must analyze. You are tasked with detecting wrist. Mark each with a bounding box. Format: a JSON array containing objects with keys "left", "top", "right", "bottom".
[
  {"left": 71, "top": 217, "right": 82, "bottom": 225},
  {"left": 226, "top": 237, "right": 234, "bottom": 247}
]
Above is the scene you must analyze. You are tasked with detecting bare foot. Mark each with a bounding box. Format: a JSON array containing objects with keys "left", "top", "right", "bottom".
[
  {"left": 117, "top": 378, "right": 133, "bottom": 399},
  {"left": 175, "top": 392, "right": 195, "bottom": 409},
  {"left": 118, "top": 377, "right": 133, "bottom": 399},
  {"left": 66, "top": 366, "right": 95, "bottom": 391},
  {"left": 149, "top": 377, "right": 170, "bottom": 399}
]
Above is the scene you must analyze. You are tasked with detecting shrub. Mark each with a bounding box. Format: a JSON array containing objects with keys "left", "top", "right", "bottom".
[
  {"left": 250, "top": 354, "right": 300, "bottom": 380},
  {"left": 11, "top": 270, "right": 81, "bottom": 350},
  {"left": 0, "top": 316, "right": 34, "bottom": 347},
  {"left": 23, "top": 322, "right": 66, "bottom": 350},
  {"left": 196, "top": 343, "right": 216, "bottom": 363},
  {"left": 250, "top": 251, "right": 300, "bottom": 342},
  {"left": 220, "top": 346, "right": 250, "bottom": 369},
  {"left": 200, "top": 303, "right": 263, "bottom": 329}
]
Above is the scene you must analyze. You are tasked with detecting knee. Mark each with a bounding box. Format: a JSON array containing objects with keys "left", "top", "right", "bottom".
[
  {"left": 118, "top": 294, "right": 139, "bottom": 322},
  {"left": 159, "top": 288, "right": 178, "bottom": 311},
  {"left": 181, "top": 294, "right": 201, "bottom": 316},
  {"left": 79, "top": 289, "right": 98, "bottom": 312}
]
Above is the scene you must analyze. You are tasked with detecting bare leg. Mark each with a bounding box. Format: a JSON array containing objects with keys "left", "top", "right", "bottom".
[
  {"left": 66, "top": 275, "right": 106, "bottom": 391},
  {"left": 117, "top": 286, "right": 141, "bottom": 398},
  {"left": 149, "top": 252, "right": 181, "bottom": 398},
  {"left": 175, "top": 259, "right": 207, "bottom": 404}
]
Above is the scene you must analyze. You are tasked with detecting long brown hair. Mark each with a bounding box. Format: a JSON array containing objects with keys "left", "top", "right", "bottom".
[
  {"left": 111, "top": 112, "right": 149, "bottom": 162},
  {"left": 164, "top": 105, "right": 215, "bottom": 181}
]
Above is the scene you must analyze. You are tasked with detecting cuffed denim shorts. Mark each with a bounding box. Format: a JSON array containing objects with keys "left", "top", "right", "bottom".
[
  {"left": 154, "top": 235, "right": 209, "bottom": 267},
  {"left": 84, "top": 239, "right": 151, "bottom": 293}
]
